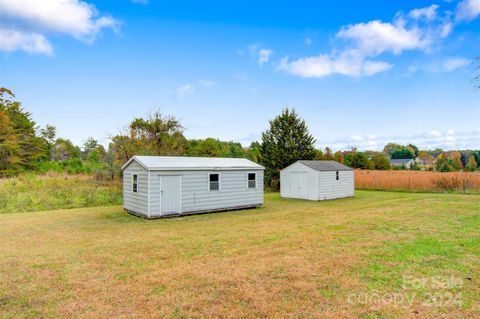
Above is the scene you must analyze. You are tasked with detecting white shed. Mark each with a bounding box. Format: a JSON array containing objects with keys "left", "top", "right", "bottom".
[
  {"left": 280, "top": 160, "right": 354, "bottom": 201},
  {"left": 121, "top": 156, "right": 264, "bottom": 218}
]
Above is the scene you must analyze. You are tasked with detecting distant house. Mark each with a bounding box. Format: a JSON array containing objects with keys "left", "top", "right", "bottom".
[
  {"left": 121, "top": 156, "right": 264, "bottom": 218},
  {"left": 389, "top": 158, "right": 415, "bottom": 168},
  {"left": 280, "top": 160, "right": 354, "bottom": 201}
]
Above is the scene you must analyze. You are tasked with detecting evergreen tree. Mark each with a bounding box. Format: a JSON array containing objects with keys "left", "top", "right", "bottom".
[
  {"left": 0, "top": 88, "right": 48, "bottom": 170},
  {"left": 260, "top": 108, "right": 316, "bottom": 189},
  {"left": 0, "top": 111, "right": 22, "bottom": 176}
]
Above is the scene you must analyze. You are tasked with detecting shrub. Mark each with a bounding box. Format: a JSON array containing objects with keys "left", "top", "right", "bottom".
[{"left": 433, "top": 175, "right": 461, "bottom": 192}]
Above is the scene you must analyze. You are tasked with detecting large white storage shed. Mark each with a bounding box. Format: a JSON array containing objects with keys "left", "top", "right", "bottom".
[
  {"left": 280, "top": 160, "right": 354, "bottom": 201},
  {"left": 121, "top": 156, "right": 264, "bottom": 218}
]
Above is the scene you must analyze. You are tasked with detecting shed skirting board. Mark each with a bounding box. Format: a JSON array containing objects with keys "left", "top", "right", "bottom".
[{"left": 125, "top": 204, "right": 262, "bottom": 219}]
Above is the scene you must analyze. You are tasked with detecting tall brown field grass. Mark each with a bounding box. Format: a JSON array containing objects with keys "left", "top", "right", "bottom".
[{"left": 355, "top": 170, "right": 480, "bottom": 193}]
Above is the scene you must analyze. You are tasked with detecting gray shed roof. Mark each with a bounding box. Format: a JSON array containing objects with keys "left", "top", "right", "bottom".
[
  {"left": 298, "top": 160, "right": 353, "bottom": 171},
  {"left": 122, "top": 156, "right": 264, "bottom": 171},
  {"left": 389, "top": 158, "right": 414, "bottom": 165}
]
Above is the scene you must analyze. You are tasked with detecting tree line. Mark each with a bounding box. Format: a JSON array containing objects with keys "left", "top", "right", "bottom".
[{"left": 1, "top": 87, "right": 478, "bottom": 189}]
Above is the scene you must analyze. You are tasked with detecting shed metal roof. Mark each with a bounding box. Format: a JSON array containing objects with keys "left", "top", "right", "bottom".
[
  {"left": 122, "top": 156, "right": 264, "bottom": 171},
  {"left": 389, "top": 158, "right": 414, "bottom": 165},
  {"left": 297, "top": 160, "right": 353, "bottom": 171}
]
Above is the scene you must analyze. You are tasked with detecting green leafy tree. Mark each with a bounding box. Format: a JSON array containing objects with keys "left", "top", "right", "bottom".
[
  {"left": 407, "top": 144, "right": 419, "bottom": 157},
  {"left": 40, "top": 124, "right": 57, "bottom": 160},
  {"left": 246, "top": 141, "right": 262, "bottom": 163},
  {"left": 349, "top": 152, "right": 372, "bottom": 169},
  {"left": 314, "top": 149, "right": 324, "bottom": 160},
  {"left": 82, "top": 137, "right": 99, "bottom": 159},
  {"left": 111, "top": 110, "right": 187, "bottom": 163},
  {"left": 371, "top": 153, "right": 390, "bottom": 170},
  {"left": 260, "top": 108, "right": 316, "bottom": 189},
  {"left": 383, "top": 143, "right": 403, "bottom": 156},
  {"left": 52, "top": 138, "right": 81, "bottom": 161},
  {"left": 436, "top": 158, "right": 456, "bottom": 172},
  {"left": 391, "top": 148, "right": 415, "bottom": 159}
]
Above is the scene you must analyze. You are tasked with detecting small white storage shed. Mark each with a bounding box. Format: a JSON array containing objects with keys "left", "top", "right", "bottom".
[
  {"left": 121, "top": 156, "right": 264, "bottom": 218},
  {"left": 280, "top": 160, "right": 354, "bottom": 201}
]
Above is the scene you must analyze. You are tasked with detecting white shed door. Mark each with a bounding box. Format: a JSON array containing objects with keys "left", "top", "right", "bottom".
[
  {"left": 160, "top": 175, "right": 181, "bottom": 215},
  {"left": 290, "top": 172, "right": 307, "bottom": 199}
]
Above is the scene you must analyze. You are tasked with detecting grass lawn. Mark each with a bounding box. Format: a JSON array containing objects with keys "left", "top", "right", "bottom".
[{"left": 0, "top": 191, "right": 479, "bottom": 318}]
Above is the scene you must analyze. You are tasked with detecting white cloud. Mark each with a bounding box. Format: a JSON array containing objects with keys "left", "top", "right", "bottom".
[
  {"left": 0, "top": 28, "right": 53, "bottom": 55},
  {"left": 175, "top": 84, "right": 194, "bottom": 98},
  {"left": 0, "top": 0, "right": 119, "bottom": 54},
  {"left": 337, "top": 19, "right": 431, "bottom": 56},
  {"left": 248, "top": 44, "right": 273, "bottom": 65},
  {"left": 279, "top": 3, "right": 465, "bottom": 79},
  {"left": 279, "top": 51, "right": 392, "bottom": 78},
  {"left": 409, "top": 4, "right": 439, "bottom": 21},
  {"left": 439, "top": 57, "right": 469, "bottom": 72},
  {"left": 429, "top": 130, "right": 442, "bottom": 137},
  {"left": 258, "top": 48, "right": 273, "bottom": 65},
  {"left": 456, "top": 0, "right": 480, "bottom": 22},
  {"left": 351, "top": 135, "right": 364, "bottom": 141}
]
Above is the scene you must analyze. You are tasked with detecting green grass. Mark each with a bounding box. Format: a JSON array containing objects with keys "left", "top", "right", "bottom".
[
  {"left": 0, "top": 191, "right": 478, "bottom": 318},
  {"left": 0, "top": 173, "right": 122, "bottom": 213}
]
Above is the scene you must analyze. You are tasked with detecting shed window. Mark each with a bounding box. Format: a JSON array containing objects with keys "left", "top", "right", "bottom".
[
  {"left": 209, "top": 173, "right": 220, "bottom": 191},
  {"left": 132, "top": 174, "right": 138, "bottom": 192},
  {"left": 248, "top": 173, "right": 256, "bottom": 189},
  {"left": 336, "top": 171, "right": 339, "bottom": 181}
]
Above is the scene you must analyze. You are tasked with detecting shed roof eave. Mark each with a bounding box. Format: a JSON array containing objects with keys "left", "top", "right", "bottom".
[{"left": 147, "top": 167, "right": 265, "bottom": 171}]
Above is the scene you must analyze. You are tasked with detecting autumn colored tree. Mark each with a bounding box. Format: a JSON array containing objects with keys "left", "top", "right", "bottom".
[
  {"left": 261, "top": 108, "right": 316, "bottom": 189},
  {"left": 333, "top": 151, "right": 344, "bottom": 164},
  {"left": 0, "top": 111, "right": 22, "bottom": 176},
  {"left": 418, "top": 151, "right": 434, "bottom": 164},
  {"left": 465, "top": 155, "right": 478, "bottom": 172}
]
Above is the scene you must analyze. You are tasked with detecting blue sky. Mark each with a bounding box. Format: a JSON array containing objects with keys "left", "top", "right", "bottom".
[{"left": 1, "top": 0, "right": 479, "bottom": 151}]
